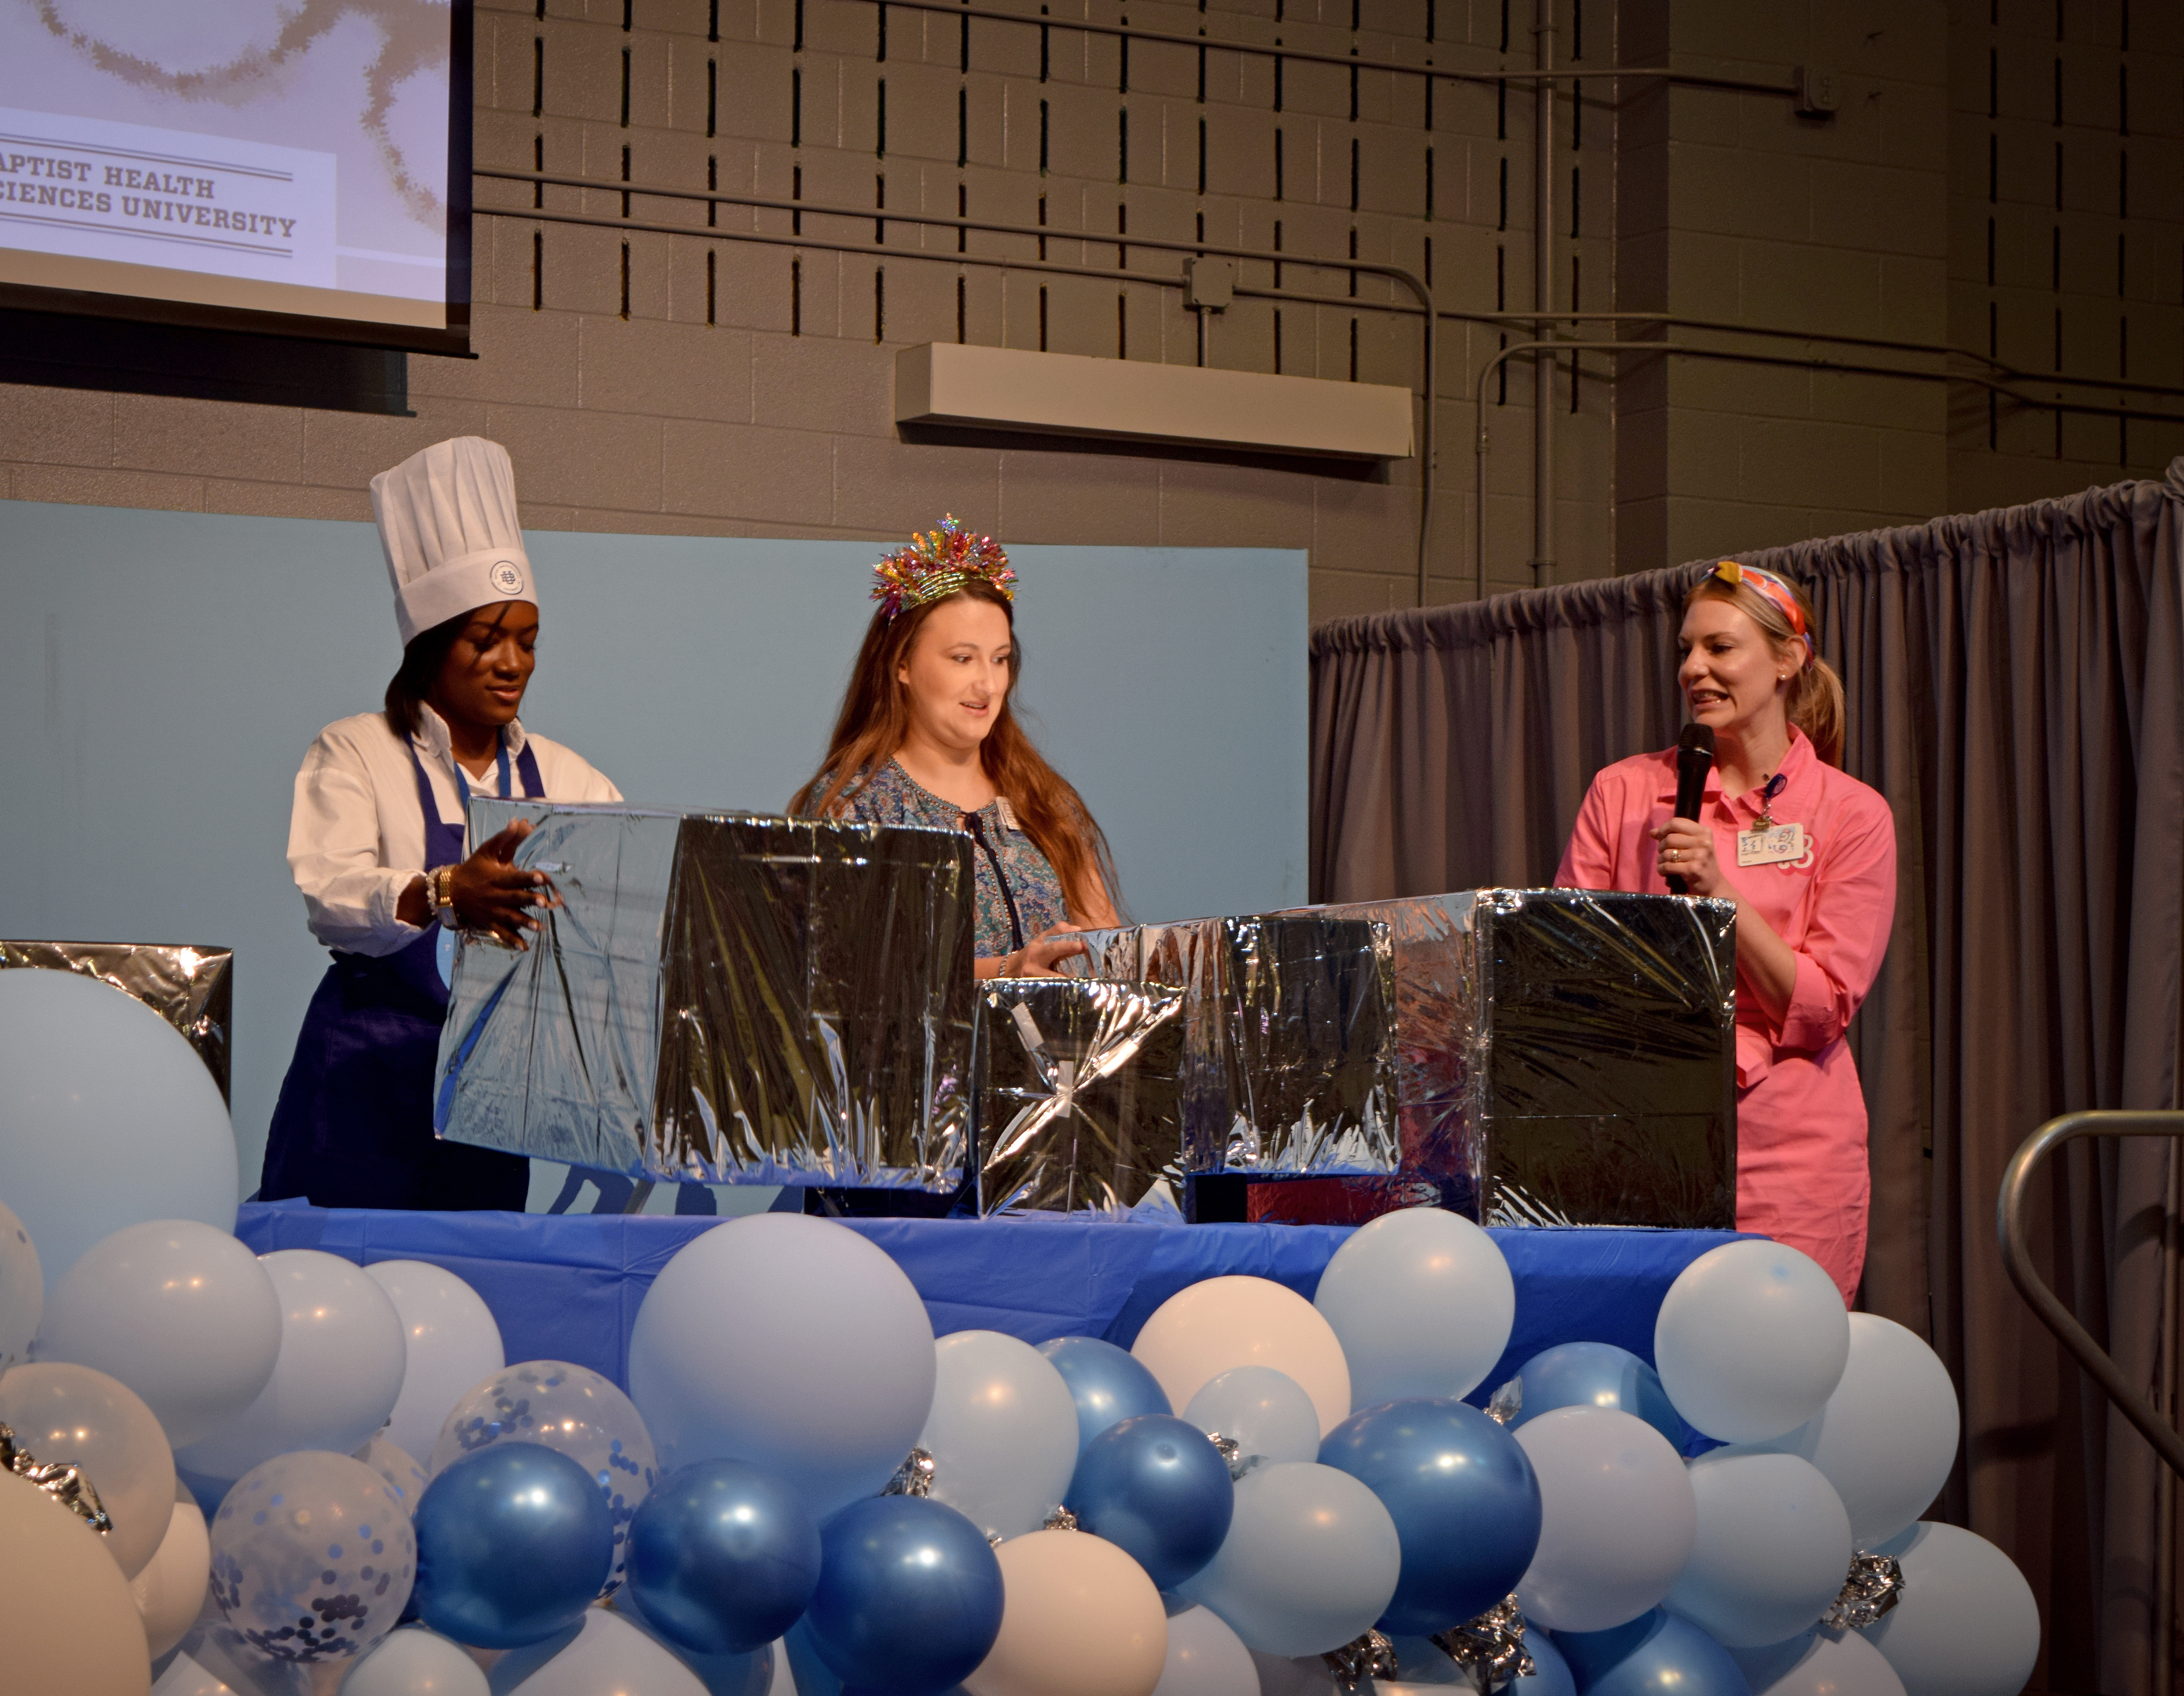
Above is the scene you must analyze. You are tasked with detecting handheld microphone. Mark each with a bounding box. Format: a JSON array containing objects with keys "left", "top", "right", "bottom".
[{"left": 1667, "top": 723, "right": 1716, "bottom": 895}]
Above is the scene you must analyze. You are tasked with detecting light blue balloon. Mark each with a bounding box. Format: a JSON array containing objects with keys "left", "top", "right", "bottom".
[
  {"left": 1182, "top": 1366, "right": 1321, "bottom": 1465},
  {"left": 1311, "top": 1208, "right": 1515, "bottom": 1406},
  {"left": 1176, "top": 1461, "right": 1402, "bottom": 1658},
  {"left": 626, "top": 1217, "right": 937, "bottom": 1523},
  {"left": 1518, "top": 1630, "right": 1578, "bottom": 1696},
  {"left": 1038, "top": 1336, "right": 1172, "bottom": 1451},
  {"left": 1663, "top": 1452, "right": 1851, "bottom": 1647},
  {"left": 0, "top": 970, "right": 237, "bottom": 1288},
  {"left": 1515, "top": 1343, "right": 1685, "bottom": 1448},
  {"left": 917, "top": 1330, "right": 1079, "bottom": 1540}
]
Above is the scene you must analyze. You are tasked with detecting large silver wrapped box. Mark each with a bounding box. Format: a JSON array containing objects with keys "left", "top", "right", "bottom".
[
  {"left": 434, "top": 801, "right": 977, "bottom": 1188},
  {"left": 1306, "top": 890, "right": 1738, "bottom": 1228},
  {"left": 976, "top": 977, "right": 1187, "bottom": 1215},
  {"left": 1066, "top": 916, "right": 1400, "bottom": 1176},
  {"left": 0, "top": 940, "right": 233, "bottom": 1101}
]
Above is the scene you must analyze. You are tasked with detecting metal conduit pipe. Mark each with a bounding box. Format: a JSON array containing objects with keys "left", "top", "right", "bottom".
[
  {"left": 852, "top": 0, "right": 1797, "bottom": 97},
  {"left": 476, "top": 169, "right": 1436, "bottom": 594},
  {"left": 1532, "top": 0, "right": 1555, "bottom": 589}
]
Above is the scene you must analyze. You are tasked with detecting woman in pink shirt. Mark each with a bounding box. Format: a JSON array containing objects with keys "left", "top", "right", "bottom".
[{"left": 1556, "top": 563, "right": 1896, "bottom": 1304}]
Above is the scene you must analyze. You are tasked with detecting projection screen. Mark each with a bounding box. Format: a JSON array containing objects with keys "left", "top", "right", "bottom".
[{"left": 0, "top": 0, "right": 471, "bottom": 352}]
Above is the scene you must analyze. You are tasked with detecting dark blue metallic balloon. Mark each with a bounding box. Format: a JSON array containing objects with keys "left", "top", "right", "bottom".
[
  {"left": 1038, "top": 1336, "right": 1172, "bottom": 1451},
  {"left": 1554, "top": 1609, "right": 1752, "bottom": 1696},
  {"left": 1318, "top": 1398, "right": 1542, "bottom": 1635},
  {"left": 627, "top": 1459, "right": 822, "bottom": 1655},
  {"left": 801, "top": 1496, "right": 1003, "bottom": 1696},
  {"left": 412, "top": 1444, "right": 613, "bottom": 1648},
  {"left": 1063, "top": 1413, "right": 1234, "bottom": 1591},
  {"left": 1514, "top": 1343, "right": 1685, "bottom": 1448}
]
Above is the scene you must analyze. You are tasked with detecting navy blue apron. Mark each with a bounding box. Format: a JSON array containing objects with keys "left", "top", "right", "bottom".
[{"left": 259, "top": 736, "right": 544, "bottom": 1211}]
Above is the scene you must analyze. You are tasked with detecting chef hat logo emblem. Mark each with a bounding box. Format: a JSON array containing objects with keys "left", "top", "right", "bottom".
[{"left": 489, "top": 560, "right": 525, "bottom": 595}]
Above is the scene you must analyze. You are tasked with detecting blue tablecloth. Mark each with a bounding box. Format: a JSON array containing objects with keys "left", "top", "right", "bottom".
[{"left": 237, "top": 1202, "right": 1746, "bottom": 1406}]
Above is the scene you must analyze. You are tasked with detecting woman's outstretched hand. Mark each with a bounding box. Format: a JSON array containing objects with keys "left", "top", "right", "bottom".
[
  {"left": 980, "top": 923, "right": 1088, "bottom": 979},
  {"left": 451, "top": 820, "right": 559, "bottom": 949}
]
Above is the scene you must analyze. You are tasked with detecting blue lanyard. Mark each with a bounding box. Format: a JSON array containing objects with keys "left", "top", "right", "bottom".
[{"left": 451, "top": 739, "right": 514, "bottom": 807}]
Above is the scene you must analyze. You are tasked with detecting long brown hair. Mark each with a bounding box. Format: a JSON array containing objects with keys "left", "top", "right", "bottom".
[
  {"left": 1683, "top": 568, "right": 1846, "bottom": 767},
  {"left": 383, "top": 612, "right": 468, "bottom": 741},
  {"left": 790, "top": 580, "right": 1120, "bottom": 922}
]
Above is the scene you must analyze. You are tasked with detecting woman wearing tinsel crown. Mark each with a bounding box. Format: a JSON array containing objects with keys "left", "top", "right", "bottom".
[{"left": 792, "top": 518, "right": 1119, "bottom": 976}]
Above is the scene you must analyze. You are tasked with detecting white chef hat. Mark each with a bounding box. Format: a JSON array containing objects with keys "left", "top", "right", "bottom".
[{"left": 371, "top": 436, "right": 537, "bottom": 646}]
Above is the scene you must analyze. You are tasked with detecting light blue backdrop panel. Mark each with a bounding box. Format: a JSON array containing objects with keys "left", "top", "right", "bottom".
[{"left": 0, "top": 501, "right": 1306, "bottom": 1195}]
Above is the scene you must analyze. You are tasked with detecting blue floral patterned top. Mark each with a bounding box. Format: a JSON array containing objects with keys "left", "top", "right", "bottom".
[{"left": 830, "top": 760, "right": 1071, "bottom": 960}]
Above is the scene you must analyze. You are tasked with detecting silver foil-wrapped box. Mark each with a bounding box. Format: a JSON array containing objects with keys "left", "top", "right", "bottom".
[
  {"left": 434, "top": 801, "right": 976, "bottom": 1188},
  {"left": 0, "top": 941, "right": 232, "bottom": 1101},
  {"left": 1067, "top": 916, "right": 1400, "bottom": 1176},
  {"left": 1306, "top": 890, "right": 1738, "bottom": 1228},
  {"left": 976, "top": 977, "right": 1187, "bottom": 1215}
]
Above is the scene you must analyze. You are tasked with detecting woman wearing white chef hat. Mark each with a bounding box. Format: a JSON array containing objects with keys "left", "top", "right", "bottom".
[{"left": 259, "top": 436, "right": 620, "bottom": 1211}]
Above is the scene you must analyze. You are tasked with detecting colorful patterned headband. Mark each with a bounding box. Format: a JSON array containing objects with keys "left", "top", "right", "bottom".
[
  {"left": 870, "top": 516, "right": 1016, "bottom": 621},
  {"left": 1710, "top": 560, "right": 1813, "bottom": 653}
]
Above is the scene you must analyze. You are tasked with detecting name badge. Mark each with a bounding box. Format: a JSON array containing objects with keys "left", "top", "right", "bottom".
[{"left": 1736, "top": 822, "right": 1806, "bottom": 868}]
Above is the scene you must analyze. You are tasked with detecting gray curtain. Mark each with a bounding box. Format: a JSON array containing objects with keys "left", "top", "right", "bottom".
[{"left": 1308, "top": 461, "right": 2184, "bottom": 1693}]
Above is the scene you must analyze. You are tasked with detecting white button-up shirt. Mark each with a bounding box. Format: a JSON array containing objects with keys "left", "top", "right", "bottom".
[{"left": 287, "top": 706, "right": 622, "bottom": 957}]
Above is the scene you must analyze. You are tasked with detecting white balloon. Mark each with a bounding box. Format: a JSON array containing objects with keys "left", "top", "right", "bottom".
[
  {"left": 1732, "top": 1314, "right": 1958, "bottom": 1548},
  {"left": 362, "top": 1261, "right": 505, "bottom": 1469},
  {"left": 918, "top": 1331, "right": 1082, "bottom": 1541},
  {"left": 1312, "top": 1208, "right": 1515, "bottom": 1406},
  {"left": 498, "top": 1608, "right": 706, "bottom": 1696},
  {"left": 627, "top": 1216, "right": 936, "bottom": 1520},
  {"left": 1654, "top": 1241, "right": 1850, "bottom": 1443},
  {"left": 0, "top": 1360, "right": 177, "bottom": 1578},
  {"left": 1863, "top": 1523, "right": 2041, "bottom": 1696},
  {"left": 0, "top": 1197, "right": 42, "bottom": 1371},
  {"left": 134, "top": 1494, "right": 211, "bottom": 1658},
  {"left": 1513, "top": 1407, "right": 1696, "bottom": 1632},
  {"left": 1132, "top": 1278, "right": 1350, "bottom": 1437},
  {"left": 174, "top": 1250, "right": 407, "bottom": 1484},
  {"left": 1665, "top": 1453, "right": 1854, "bottom": 1646},
  {"left": 338, "top": 1625, "right": 489, "bottom": 1696},
  {"left": 964, "top": 1528, "right": 1169, "bottom": 1696},
  {"left": 36, "top": 1219, "right": 282, "bottom": 1449},
  {"left": 1183, "top": 1367, "right": 1322, "bottom": 1466},
  {"left": 1731, "top": 1628, "right": 1908, "bottom": 1696},
  {"left": 1153, "top": 1605, "right": 1258, "bottom": 1696},
  {"left": 0, "top": 969, "right": 238, "bottom": 1288}
]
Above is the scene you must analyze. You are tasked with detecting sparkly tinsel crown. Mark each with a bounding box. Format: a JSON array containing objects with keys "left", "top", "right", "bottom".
[{"left": 870, "top": 516, "right": 1015, "bottom": 620}]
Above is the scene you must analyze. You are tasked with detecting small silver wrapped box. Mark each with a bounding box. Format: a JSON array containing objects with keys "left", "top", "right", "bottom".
[
  {"left": 0, "top": 940, "right": 233, "bottom": 1101},
  {"left": 435, "top": 801, "right": 977, "bottom": 1188},
  {"left": 1305, "top": 889, "right": 1738, "bottom": 1228},
  {"left": 1068, "top": 916, "right": 1400, "bottom": 1176},
  {"left": 976, "top": 977, "right": 1186, "bottom": 1215}
]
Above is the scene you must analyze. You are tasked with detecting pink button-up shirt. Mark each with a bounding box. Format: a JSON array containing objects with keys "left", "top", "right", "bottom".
[{"left": 1554, "top": 728, "right": 1897, "bottom": 1303}]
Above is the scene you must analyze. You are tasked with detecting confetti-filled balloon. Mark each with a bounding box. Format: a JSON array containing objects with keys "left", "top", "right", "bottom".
[
  {"left": 431, "top": 1359, "right": 655, "bottom": 1596},
  {"left": 206, "top": 1449, "right": 417, "bottom": 1664}
]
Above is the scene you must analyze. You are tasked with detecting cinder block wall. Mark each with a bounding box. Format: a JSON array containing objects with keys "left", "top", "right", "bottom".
[{"left": 0, "top": 0, "right": 2176, "bottom": 617}]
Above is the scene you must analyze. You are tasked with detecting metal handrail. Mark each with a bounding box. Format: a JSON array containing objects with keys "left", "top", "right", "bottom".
[{"left": 1997, "top": 1110, "right": 2184, "bottom": 1481}]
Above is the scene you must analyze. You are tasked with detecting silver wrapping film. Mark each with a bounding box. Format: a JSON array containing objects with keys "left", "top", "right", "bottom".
[
  {"left": 1066, "top": 917, "right": 1400, "bottom": 1176},
  {"left": 1299, "top": 890, "right": 1738, "bottom": 1229},
  {"left": 434, "top": 801, "right": 976, "bottom": 1188},
  {"left": 975, "top": 977, "right": 1186, "bottom": 1215},
  {"left": 0, "top": 940, "right": 232, "bottom": 1102}
]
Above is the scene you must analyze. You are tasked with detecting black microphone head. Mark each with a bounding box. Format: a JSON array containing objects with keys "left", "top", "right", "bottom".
[{"left": 1679, "top": 722, "right": 1716, "bottom": 757}]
